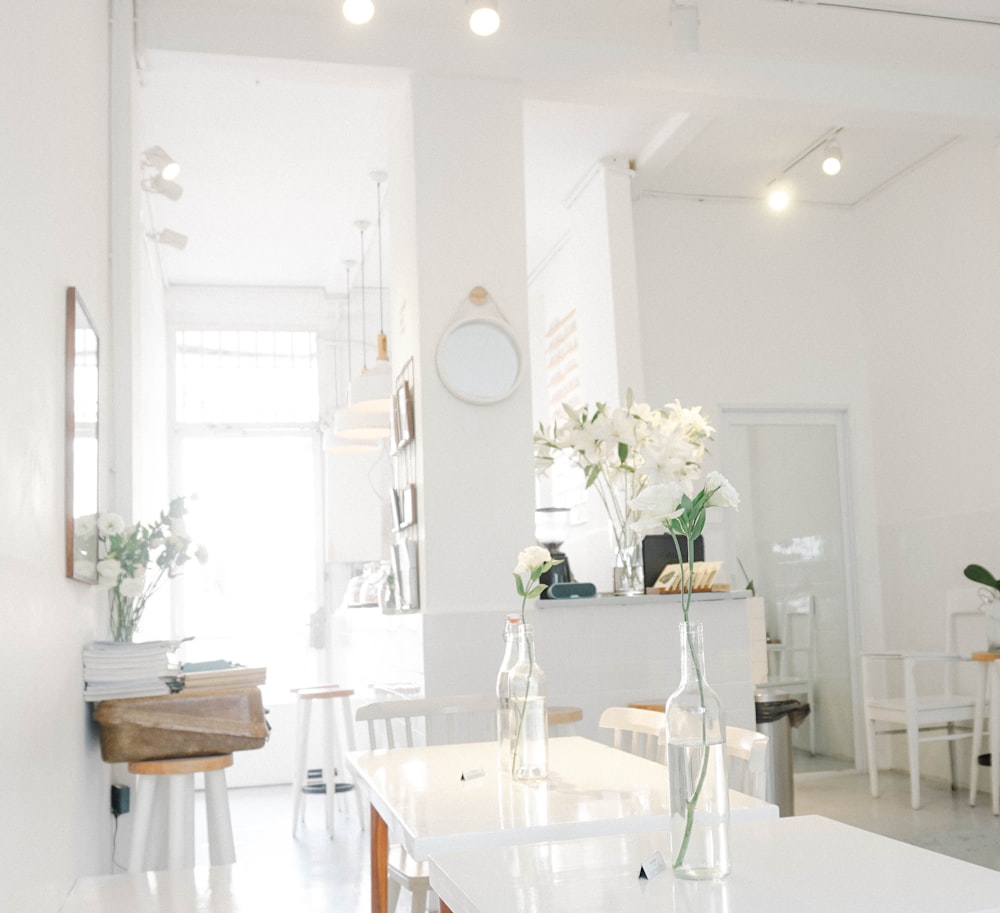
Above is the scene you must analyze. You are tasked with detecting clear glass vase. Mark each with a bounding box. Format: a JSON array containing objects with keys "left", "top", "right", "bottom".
[
  {"left": 666, "top": 620, "right": 730, "bottom": 880},
  {"left": 611, "top": 520, "right": 644, "bottom": 596},
  {"left": 496, "top": 614, "right": 521, "bottom": 770},
  {"left": 506, "top": 623, "right": 548, "bottom": 780}
]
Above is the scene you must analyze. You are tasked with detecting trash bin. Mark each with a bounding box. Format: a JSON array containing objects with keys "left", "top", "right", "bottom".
[{"left": 754, "top": 693, "right": 811, "bottom": 817}]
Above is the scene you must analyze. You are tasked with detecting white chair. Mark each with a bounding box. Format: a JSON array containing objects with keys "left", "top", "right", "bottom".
[
  {"left": 598, "top": 706, "right": 667, "bottom": 762},
  {"left": 862, "top": 607, "right": 984, "bottom": 810},
  {"left": 355, "top": 694, "right": 497, "bottom": 913},
  {"left": 725, "top": 725, "right": 769, "bottom": 801},
  {"left": 756, "top": 595, "right": 817, "bottom": 755}
]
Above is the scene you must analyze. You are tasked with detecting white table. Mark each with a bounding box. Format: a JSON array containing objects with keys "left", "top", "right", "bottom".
[
  {"left": 345, "top": 736, "right": 777, "bottom": 913},
  {"left": 428, "top": 814, "right": 1000, "bottom": 913}
]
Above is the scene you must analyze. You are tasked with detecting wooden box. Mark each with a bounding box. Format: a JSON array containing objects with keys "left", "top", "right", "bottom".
[{"left": 93, "top": 687, "right": 267, "bottom": 763}]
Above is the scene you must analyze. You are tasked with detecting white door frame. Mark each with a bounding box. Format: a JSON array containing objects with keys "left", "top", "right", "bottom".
[{"left": 720, "top": 405, "right": 864, "bottom": 770}]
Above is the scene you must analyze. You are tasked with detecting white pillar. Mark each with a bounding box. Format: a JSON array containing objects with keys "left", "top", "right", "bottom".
[{"left": 388, "top": 75, "right": 535, "bottom": 618}]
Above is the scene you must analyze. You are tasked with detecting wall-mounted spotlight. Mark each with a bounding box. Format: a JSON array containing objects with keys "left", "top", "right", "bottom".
[
  {"left": 142, "top": 146, "right": 180, "bottom": 181},
  {"left": 343, "top": 0, "right": 374, "bottom": 24},
  {"left": 821, "top": 141, "right": 842, "bottom": 176},
  {"left": 468, "top": 0, "right": 500, "bottom": 36},
  {"left": 670, "top": 1, "right": 700, "bottom": 54},
  {"left": 147, "top": 229, "right": 188, "bottom": 250},
  {"left": 142, "top": 174, "right": 184, "bottom": 202}
]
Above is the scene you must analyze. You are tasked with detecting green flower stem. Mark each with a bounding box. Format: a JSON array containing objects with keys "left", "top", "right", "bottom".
[
  {"left": 511, "top": 588, "right": 534, "bottom": 774},
  {"left": 669, "top": 530, "right": 711, "bottom": 871}
]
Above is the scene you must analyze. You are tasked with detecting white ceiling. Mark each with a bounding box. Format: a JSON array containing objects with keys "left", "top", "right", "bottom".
[{"left": 137, "top": 0, "right": 1000, "bottom": 291}]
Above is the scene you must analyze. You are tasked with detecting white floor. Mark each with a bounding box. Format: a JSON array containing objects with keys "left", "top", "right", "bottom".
[{"left": 179, "top": 757, "right": 1000, "bottom": 913}]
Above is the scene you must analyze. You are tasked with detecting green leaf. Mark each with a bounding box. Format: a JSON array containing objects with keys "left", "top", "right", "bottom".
[
  {"left": 526, "top": 584, "right": 547, "bottom": 600},
  {"left": 964, "top": 564, "right": 1000, "bottom": 589},
  {"left": 618, "top": 441, "right": 629, "bottom": 464},
  {"left": 584, "top": 464, "right": 601, "bottom": 489}
]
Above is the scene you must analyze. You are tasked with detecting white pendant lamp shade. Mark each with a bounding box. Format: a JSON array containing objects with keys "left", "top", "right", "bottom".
[{"left": 333, "top": 405, "right": 390, "bottom": 441}]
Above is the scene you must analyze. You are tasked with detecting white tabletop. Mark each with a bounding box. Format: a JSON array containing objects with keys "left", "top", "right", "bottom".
[
  {"left": 345, "top": 736, "right": 776, "bottom": 861},
  {"left": 428, "top": 814, "right": 1000, "bottom": 913}
]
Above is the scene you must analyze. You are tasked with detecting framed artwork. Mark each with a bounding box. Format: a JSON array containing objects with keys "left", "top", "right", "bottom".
[
  {"left": 392, "top": 539, "right": 420, "bottom": 612},
  {"left": 393, "top": 379, "right": 414, "bottom": 450},
  {"left": 65, "top": 287, "right": 99, "bottom": 583}
]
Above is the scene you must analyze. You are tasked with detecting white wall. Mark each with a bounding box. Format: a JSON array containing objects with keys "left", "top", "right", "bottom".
[
  {"left": 631, "top": 138, "right": 1000, "bottom": 782},
  {"left": 1, "top": 1, "right": 115, "bottom": 908}
]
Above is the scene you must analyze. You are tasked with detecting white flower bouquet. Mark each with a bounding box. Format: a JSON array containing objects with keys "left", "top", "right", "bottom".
[{"left": 96, "top": 496, "right": 208, "bottom": 641}]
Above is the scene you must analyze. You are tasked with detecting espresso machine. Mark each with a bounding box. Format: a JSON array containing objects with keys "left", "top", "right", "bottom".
[{"left": 534, "top": 508, "right": 595, "bottom": 599}]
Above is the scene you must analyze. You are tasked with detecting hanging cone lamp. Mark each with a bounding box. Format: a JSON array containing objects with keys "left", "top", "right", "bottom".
[{"left": 349, "top": 171, "right": 392, "bottom": 414}]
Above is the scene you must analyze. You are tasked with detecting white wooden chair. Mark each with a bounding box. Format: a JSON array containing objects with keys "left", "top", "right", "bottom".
[
  {"left": 756, "top": 595, "right": 817, "bottom": 754},
  {"left": 355, "top": 694, "right": 496, "bottom": 913},
  {"left": 598, "top": 706, "right": 667, "bottom": 762},
  {"left": 725, "top": 725, "right": 769, "bottom": 801},
  {"left": 862, "top": 607, "right": 984, "bottom": 810}
]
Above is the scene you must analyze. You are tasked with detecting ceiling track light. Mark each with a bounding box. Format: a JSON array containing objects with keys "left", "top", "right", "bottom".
[
  {"left": 766, "top": 181, "right": 792, "bottom": 212},
  {"left": 142, "top": 145, "right": 180, "bottom": 181},
  {"left": 142, "top": 174, "right": 184, "bottom": 202},
  {"left": 343, "top": 0, "right": 374, "bottom": 25},
  {"left": 670, "top": 1, "right": 700, "bottom": 53},
  {"left": 821, "top": 140, "right": 842, "bottom": 176},
  {"left": 146, "top": 228, "right": 188, "bottom": 250},
  {"left": 468, "top": 0, "right": 500, "bottom": 36}
]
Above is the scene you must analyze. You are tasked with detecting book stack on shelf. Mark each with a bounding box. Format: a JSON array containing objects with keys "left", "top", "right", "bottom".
[
  {"left": 180, "top": 659, "right": 266, "bottom": 691},
  {"left": 82, "top": 640, "right": 182, "bottom": 702}
]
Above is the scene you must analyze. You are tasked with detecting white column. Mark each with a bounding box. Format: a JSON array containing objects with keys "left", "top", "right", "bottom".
[{"left": 387, "top": 75, "right": 535, "bottom": 618}]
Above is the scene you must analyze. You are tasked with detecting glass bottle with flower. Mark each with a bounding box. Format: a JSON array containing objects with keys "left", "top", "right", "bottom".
[
  {"left": 96, "top": 496, "right": 208, "bottom": 642},
  {"left": 534, "top": 392, "right": 713, "bottom": 596},
  {"left": 503, "top": 546, "right": 560, "bottom": 779},
  {"left": 631, "top": 470, "right": 740, "bottom": 880}
]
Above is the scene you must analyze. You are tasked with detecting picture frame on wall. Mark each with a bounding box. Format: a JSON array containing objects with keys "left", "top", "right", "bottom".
[
  {"left": 392, "top": 539, "right": 419, "bottom": 612},
  {"left": 393, "top": 378, "right": 414, "bottom": 451}
]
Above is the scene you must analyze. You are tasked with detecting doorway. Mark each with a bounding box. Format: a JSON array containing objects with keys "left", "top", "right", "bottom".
[{"left": 722, "top": 407, "right": 860, "bottom": 771}]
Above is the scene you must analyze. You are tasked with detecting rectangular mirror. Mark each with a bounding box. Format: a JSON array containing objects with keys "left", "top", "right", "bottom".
[{"left": 66, "top": 287, "right": 99, "bottom": 582}]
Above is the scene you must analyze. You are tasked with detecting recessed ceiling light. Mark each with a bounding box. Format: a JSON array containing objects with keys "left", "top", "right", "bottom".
[
  {"left": 767, "top": 183, "right": 791, "bottom": 212},
  {"left": 469, "top": 0, "right": 500, "bottom": 36},
  {"left": 822, "top": 141, "right": 842, "bottom": 176},
  {"left": 343, "top": 0, "right": 374, "bottom": 25}
]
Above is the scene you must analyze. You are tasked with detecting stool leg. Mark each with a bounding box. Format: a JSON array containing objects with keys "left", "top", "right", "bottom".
[
  {"left": 205, "top": 767, "right": 236, "bottom": 865},
  {"left": 128, "top": 775, "right": 156, "bottom": 872},
  {"left": 167, "top": 773, "right": 195, "bottom": 869},
  {"left": 322, "top": 698, "right": 337, "bottom": 838},
  {"left": 292, "top": 697, "right": 311, "bottom": 835}
]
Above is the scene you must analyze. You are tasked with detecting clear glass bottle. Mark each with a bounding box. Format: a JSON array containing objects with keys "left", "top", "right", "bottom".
[
  {"left": 495, "top": 614, "right": 521, "bottom": 770},
  {"left": 507, "top": 622, "right": 548, "bottom": 780},
  {"left": 666, "top": 620, "right": 730, "bottom": 880}
]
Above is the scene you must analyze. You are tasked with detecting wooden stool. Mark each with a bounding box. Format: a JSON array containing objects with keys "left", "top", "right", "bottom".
[
  {"left": 127, "top": 753, "right": 234, "bottom": 872},
  {"left": 291, "top": 684, "right": 360, "bottom": 836},
  {"left": 547, "top": 705, "right": 583, "bottom": 736}
]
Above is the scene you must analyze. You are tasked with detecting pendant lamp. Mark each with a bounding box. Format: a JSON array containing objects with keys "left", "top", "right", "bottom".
[
  {"left": 349, "top": 171, "right": 392, "bottom": 414},
  {"left": 331, "top": 258, "right": 386, "bottom": 449}
]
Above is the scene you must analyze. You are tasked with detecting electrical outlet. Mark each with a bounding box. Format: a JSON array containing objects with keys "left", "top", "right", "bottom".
[{"left": 111, "top": 784, "right": 130, "bottom": 817}]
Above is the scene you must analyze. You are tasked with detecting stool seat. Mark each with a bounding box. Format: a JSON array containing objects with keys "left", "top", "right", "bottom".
[
  {"left": 128, "top": 754, "right": 233, "bottom": 776},
  {"left": 291, "top": 683, "right": 361, "bottom": 837},
  {"left": 547, "top": 705, "right": 583, "bottom": 736},
  {"left": 127, "top": 753, "right": 235, "bottom": 872}
]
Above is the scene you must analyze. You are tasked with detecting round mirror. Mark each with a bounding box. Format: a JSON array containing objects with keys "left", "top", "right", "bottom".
[{"left": 436, "top": 316, "right": 523, "bottom": 405}]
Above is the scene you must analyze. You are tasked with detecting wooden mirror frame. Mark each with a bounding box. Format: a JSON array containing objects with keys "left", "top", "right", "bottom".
[{"left": 65, "top": 287, "right": 99, "bottom": 583}]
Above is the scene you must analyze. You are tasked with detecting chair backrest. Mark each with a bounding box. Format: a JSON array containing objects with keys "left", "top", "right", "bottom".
[
  {"left": 355, "top": 693, "right": 497, "bottom": 749},
  {"left": 776, "top": 595, "right": 815, "bottom": 681},
  {"left": 725, "top": 725, "right": 768, "bottom": 800},
  {"left": 598, "top": 707, "right": 666, "bottom": 762}
]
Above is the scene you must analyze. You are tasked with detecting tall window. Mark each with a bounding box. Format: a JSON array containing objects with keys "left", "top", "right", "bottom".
[{"left": 172, "top": 329, "right": 321, "bottom": 700}]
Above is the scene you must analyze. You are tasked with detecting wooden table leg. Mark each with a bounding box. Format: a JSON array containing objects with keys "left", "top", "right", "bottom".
[
  {"left": 440, "top": 904, "right": 455, "bottom": 913},
  {"left": 371, "top": 804, "right": 389, "bottom": 913}
]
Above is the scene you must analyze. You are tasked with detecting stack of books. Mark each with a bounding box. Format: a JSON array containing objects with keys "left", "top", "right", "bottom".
[
  {"left": 180, "top": 659, "right": 267, "bottom": 691},
  {"left": 82, "top": 640, "right": 182, "bottom": 702}
]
